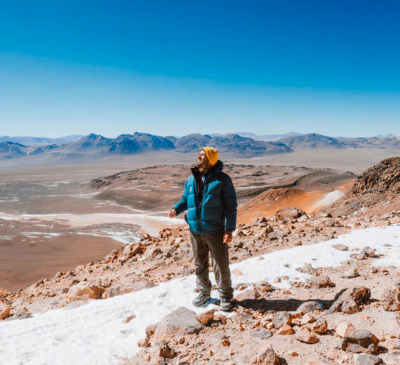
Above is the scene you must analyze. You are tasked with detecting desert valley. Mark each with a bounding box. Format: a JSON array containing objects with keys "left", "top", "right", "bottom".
[{"left": 1, "top": 132, "right": 400, "bottom": 365}]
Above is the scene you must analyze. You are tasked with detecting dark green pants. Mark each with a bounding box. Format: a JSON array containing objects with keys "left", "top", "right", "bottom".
[{"left": 190, "top": 231, "right": 234, "bottom": 300}]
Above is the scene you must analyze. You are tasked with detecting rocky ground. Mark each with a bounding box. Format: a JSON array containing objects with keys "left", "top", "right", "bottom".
[{"left": 1, "top": 157, "right": 400, "bottom": 364}]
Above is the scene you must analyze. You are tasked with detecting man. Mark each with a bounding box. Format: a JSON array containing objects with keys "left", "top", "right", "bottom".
[{"left": 168, "top": 147, "right": 237, "bottom": 311}]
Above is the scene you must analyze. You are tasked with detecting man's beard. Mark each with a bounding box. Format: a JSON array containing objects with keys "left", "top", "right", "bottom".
[{"left": 198, "top": 162, "right": 210, "bottom": 173}]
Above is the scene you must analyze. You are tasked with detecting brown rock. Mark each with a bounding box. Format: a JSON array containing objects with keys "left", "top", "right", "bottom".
[
  {"left": 312, "top": 319, "right": 328, "bottom": 334},
  {"left": 119, "top": 242, "right": 145, "bottom": 263},
  {"left": 273, "top": 312, "right": 292, "bottom": 329},
  {"left": 66, "top": 282, "right": 105, "bottom": 303},
  {"left": 232, "top": 268, "right": 244, "bottom": 276},
  {"left": 276, "top": 207, "right": 305, "bottom": 220},
  {"left": 342, "top": 269, "right": 360, "bottom": 278},
  {"left": 0, "top": 301, "right": 11, "bottom": 320},
  {"left": 301, "top": 313, "right": 316, "bottom": 325},
  {"left": 297, "top": 301, "right": 323, "bottom": 314},
  {"left": 382, "top": 285, "right": 400, "bottom": 311},
  {"left": 153, "top": 307, "right": 204, "bottom": 341},
  {"left": 236, "top": 289, "right": 258, "bottom": 301},
  {"left": 332, "top": 244, "right": 349, "bottom": 251},
  {"left": 342, "top": 299, "right": 361, "bottom": 314},
  {"left": 341, "top": 329, "right": 379, "bottom": 354},
  {"left": 145, "top": 323, "right": 158, "bottom": 339},
  {"left": 305, "top": 276, "right": 335, "bottom": 289},
  {"left": 354, "top": 354, "right": 385, "bottom": 365},
  {"left": 351, "top": 286, "right": 371, "bottom": 305},
  {"left": 221, "top": 338, "right": 230, "bottom": 346},
  {"left": 103, "top": 281, "right": 156, "bottom": 299},
  {"left": 335, "top": 321, "right": 355, "bottom": 338},
  {"left": 195, "top": 310, "right": 214, "bottom": 325},
  {"left": 122, "top": 314, "right": 136, "bottom": 324},
  {"left": 255, "top": 343, "right": 280, "bottom": 365},
  {"left": 156, "top": 341, "right": 175, "bottom": 358},
  {"left": 295, "top": 327, "right": 319, "bottom": 344},
  {"left": 278, "top": 324, "right": 294, "bottom": 335}
]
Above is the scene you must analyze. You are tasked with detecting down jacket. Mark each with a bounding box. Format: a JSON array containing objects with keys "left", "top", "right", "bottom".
[{"left": 173, "top": 160, "right": 237, "bottom": 234}]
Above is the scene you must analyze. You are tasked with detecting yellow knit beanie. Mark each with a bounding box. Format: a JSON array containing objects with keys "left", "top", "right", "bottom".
[{"left": 202, "top": 147, "right": 219, "bottom": 166}]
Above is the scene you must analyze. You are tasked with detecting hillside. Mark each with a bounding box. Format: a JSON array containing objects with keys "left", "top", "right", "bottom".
[
  {"left": 324, "top": 157, "right": 400, "bottom": 218},
  {"left": 2, "top": 158, "right": 400, "bottom": 364}
]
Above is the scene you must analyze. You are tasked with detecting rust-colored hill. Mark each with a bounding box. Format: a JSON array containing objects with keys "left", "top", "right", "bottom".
[{"left": 238, "top": 171, "right": 355, "bottom": 224}]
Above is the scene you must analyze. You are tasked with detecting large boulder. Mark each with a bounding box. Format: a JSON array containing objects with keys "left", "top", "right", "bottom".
[
  {"left": 103, "top": 281, "right": 156, "bottom": 299},
  {"left": 275, "top": 207, "right": 306, "bottom": 221},
  {"left": 341, "top": 329, "right": 379, "bottom": 354},
  {"left": 66, "top": 282, "right": 105, "bottom": 303},
  {"left": 153, "top": 307, "right": 204, "bottom": 341}
]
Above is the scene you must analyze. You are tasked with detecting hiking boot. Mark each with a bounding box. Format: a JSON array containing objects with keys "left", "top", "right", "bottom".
[
  {"left": 192, "top": 293, "right": 211, "bottom": 307},
  {"left": 220, "top": 298, "right": 232, "bottom": 311}
]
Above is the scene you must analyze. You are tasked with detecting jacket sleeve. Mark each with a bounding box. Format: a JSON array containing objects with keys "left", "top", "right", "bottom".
[
  {"left": 173, "top": 180, "right": 188, "bottom": 216},
  {"left": 222, "top": 175, "right": 237, "bottom": 231}
]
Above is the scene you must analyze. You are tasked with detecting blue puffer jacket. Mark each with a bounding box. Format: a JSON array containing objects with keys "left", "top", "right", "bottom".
[{"left": 173, "top": 161, "right": 237, "bottom": 234}]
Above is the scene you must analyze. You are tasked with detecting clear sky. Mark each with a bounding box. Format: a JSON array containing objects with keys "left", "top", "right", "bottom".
[{"left": 0, "top": 0, "right": 399, "bottom": 138}]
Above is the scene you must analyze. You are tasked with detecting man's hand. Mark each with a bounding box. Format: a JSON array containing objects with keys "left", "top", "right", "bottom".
[
  {"left": 168, "top": 209, "right": 177, "bottom": 218},
  {"left": 223, "top": 231, "right": 233, "bottom": 244}
]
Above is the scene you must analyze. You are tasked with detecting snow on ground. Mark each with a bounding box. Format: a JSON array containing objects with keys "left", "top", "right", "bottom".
[
  {"left": 311, "top": 190, "right": 345, "bottom": 210},
  {"left": 1, "top": 226, "right": 399, "bottom": 365}
]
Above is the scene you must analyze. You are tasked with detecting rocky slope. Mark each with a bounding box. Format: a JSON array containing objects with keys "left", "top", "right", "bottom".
[
  {"left": 2, "top": 157, "right": 400, "bottom": 364},
  {"left": 324, "top": 157, "right": 400, "bottom": 218}
]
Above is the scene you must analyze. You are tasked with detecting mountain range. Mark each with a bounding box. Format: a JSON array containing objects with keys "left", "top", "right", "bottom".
[{"left": 1, "top": 132, "right": 400, "bottom": 161}]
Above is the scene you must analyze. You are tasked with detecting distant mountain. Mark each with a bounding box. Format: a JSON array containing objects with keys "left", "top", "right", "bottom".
[
  {"left": 277, "top": 133, "right": 346, "bottom": 150},
  {"left": 0, "top": 135, "right": 83, "bottom": 146},
  {"left": 108, "top": 133, "right": 175, "bottom": 154},
  {"left": 175, "top": 133, "right": 292, "bottom": 156},
  {"left": 209, "top": 132, "right": 304, "bottom": 141},
  {"left": 63, "top": 134, "right": 113, "bottom": 153},
  {"left": 0, "top": 141, "right": 31, "bottom": 159}
]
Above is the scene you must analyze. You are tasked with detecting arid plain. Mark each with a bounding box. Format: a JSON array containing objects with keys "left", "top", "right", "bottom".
[{"left": 0, "top": 147, "right": 397, "bottom": 292}]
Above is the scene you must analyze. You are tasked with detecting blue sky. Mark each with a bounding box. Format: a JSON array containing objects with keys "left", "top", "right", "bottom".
[{"left": 0, "top": 0, "right": 399, "bottom": 138}]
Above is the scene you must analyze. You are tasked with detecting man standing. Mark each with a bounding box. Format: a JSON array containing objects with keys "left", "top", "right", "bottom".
[{"left": 168, "top": 147, "right": 237, "bottom": 311}]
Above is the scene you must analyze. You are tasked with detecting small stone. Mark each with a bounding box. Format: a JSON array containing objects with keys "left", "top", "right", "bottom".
[
  {"left": 342, "top": 299, "right": 361, "bottom": 314},
  {"left": 297, "top": 301, "right": 323, "bottom": 314},
  {"left": 0, "top": 301, "right": 11, "bottom": 320},
  {"left": 301, "top": 313, "right": 316, "bottom": 325},
  {"left": 236, "top": 289, "right": 258, "bottom": 301},
  {"left": 312, "top": 319, "right": 328, "bottom": 334},
  {"left": 195, "top": 310, "right": 214, "bottom": 326},
  {"left": 256, "top": 343, "right": 280, "bottom": 364},
  {"left": 232, "top": 268, "right": 244, "bottom": 276},
  {"left": 335, "top": 321, "right": 355, "bottom": 338},
  {"left": 122, "top": 314, "right": 136, "bottom": 324},
  {"left": 305, "top": 276, "right": 335, "bottom": 289},
  {"left": 354, "top": 353, "right": 385, "bottom": 365},
  {"left": 341, "top": 329, "right": 379, "bottom": 354},
  {"left": 157, "top": 341, "right": 175, "bottom": 358},
  {"left": 221, "top": 338, "right": 230, "bottom": 347},
  {"left": 342, "top": 269, "right": 360, "bottom": 279},
  {"left": 332, "top": 244, "right": 349, "bottom": 251},
  {"left": 295, "top": 327, "right": 319, "bottom": 343},
  {"left": 278, "top": 324, "right": 294, "bottom": 335},
  {"left": 273, "top": 312, "right": 292, "bottom": 329}
]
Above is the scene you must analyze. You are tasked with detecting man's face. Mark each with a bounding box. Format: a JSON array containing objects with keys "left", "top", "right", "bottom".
[{"left": 197, "top": 150, "right": 210, "bottom": 171}]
